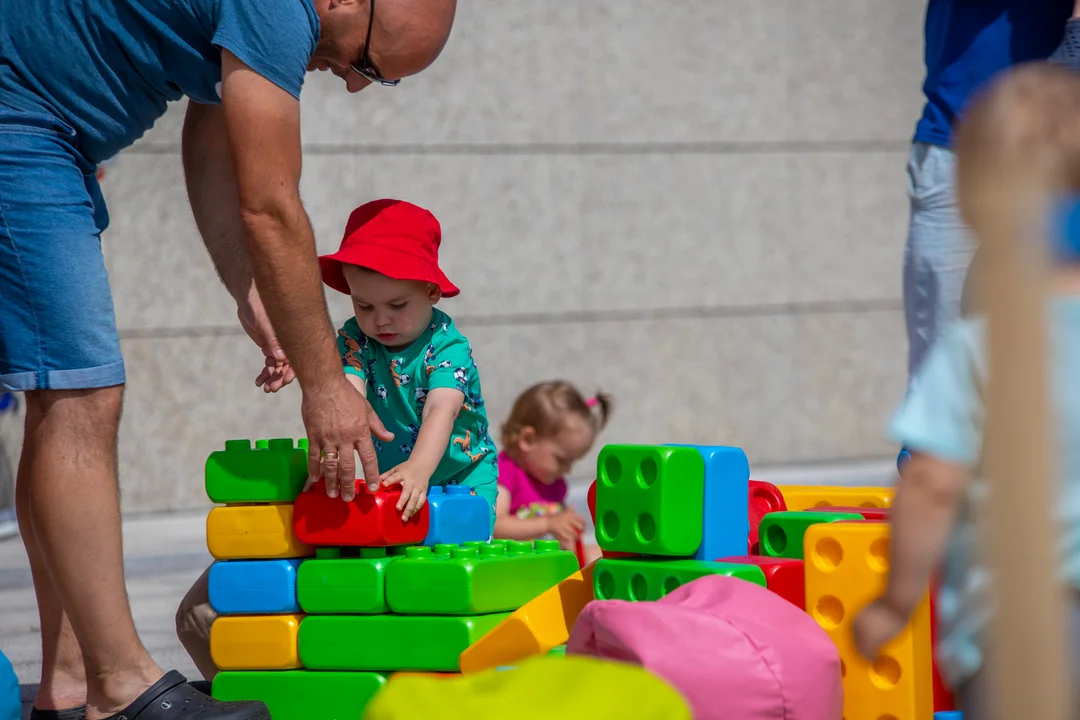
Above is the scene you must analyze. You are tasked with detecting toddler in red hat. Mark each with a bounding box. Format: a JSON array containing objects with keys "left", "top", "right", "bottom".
[{"left": 318, "top": 199, "right": 498, "bottom": 526}]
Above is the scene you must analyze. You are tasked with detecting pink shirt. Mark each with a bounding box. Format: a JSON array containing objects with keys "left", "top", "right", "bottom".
[{"left": 497, "top": 452, "right": 568, "bottom": 518}]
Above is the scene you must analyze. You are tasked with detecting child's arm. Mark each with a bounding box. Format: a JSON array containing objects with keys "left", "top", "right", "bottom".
[
  {"left": 380, "top": 387, "right": 463, "bottom": 521},
  {"left": 493, "top": 485, "right": 554, "bottom": 540}
]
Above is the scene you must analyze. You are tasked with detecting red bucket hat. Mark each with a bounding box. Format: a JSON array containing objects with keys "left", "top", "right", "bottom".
[{"left": 319, "top": 199, "right": 460, "bottom": 298}]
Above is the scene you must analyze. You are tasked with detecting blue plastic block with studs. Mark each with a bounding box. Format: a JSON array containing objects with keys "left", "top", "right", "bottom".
[
  {"left": 668, "top": 444, "right": 749, "bottom": 561},
  {"left": 208, "top": 559, "right": 302, "bottom": 615},
  {"left": 595, "top": 445, "right": 705, "bottom": 556},
  {"left": 424, "top": 485, "right": 491, "bottom": 546}
]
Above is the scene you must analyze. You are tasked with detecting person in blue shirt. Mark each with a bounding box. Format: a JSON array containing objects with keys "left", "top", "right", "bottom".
[
  {"left": 857, "top": 64, "right": 1080, "bottom": 720},
  {"left": 0, "top": 1, "right": 457, "bottom": 719},
  {"left": 904, "top": 2, "right": 1071, "bottom": 388}
]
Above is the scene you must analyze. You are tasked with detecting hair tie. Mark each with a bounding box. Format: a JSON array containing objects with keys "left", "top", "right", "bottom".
[{"left": 586, "top": 396, "right": 598, "bottom": 408}]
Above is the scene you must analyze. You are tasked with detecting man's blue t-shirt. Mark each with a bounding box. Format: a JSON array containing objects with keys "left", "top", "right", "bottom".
[
  {"left": 916, "top": 1, "right": 1072, "bottom": 148},
  {"left": 0, "top": 0, "right": 320, "bottom": 164}
]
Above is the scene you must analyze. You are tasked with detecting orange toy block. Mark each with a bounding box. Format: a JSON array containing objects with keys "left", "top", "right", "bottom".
[
  {"left": 210, "top": 614, "right": 304, "bottom": 671},
  {"left": 804, "top": 522, "right": 933, "bottom": 720},
  {"left": 778, "top": 485, "right": 894, "bottom": 512},
  {"left": 458, "top": 561, "right": 595, "bottom": 674},
  {"left": 206, "top": 504, "right": 313, "bottom": 560}
]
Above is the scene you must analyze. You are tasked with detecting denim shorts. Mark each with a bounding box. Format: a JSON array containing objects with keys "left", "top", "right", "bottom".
[
  {"left": 0, "top": 107, "right": 124, "bottom": 391},
  {"left": 903, "top": 142, "right": 978, "bottom": 387}
]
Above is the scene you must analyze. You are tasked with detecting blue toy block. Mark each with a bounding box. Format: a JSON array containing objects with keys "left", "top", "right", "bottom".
[
  {"left": 424, "top": 485, "right": 491, "bottom": 546},
  {"left": 933, "top": 713, "right": 963, "bottom": 720},
  {"left": 668, "top": 444, "right": 750, "bottom": 561},
  {"left": 897, "top": 446, "right": 912, "bottom": 472},
  {"left": 208, "top": 559, "right": 302, "bottom": 615}
]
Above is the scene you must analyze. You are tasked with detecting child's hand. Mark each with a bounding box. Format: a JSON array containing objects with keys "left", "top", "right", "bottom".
[
  {"left": 546, "top": 508, "right": 586, "bottom": 547},
  {"left": 852, "top": 598, "right": 910, "bottom": 661},
  {"left": 255, "top": 355, "right": 295, "bottom": 394},
  {"left": 380, "top": 461, "right": 430, "bottom": 521}
]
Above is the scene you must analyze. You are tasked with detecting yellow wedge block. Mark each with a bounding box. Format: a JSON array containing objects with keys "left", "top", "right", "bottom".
[
  {"left": 459, "top": 561, "right": 594, "bottom": 674},
  {"left": 210, "top": 614, "right": 304, "bottom": 671},
  {"left": 804, "top": 522, "right": 933, "bottom": 720},
  {"left": 777, "top": 485, "right": 894, "bottom": 511},
  {"left": 206, "top": 504, "right": 313, "bottom": 560}
]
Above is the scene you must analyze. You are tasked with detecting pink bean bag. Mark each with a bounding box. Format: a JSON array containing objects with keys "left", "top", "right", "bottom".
[{"left": 567, "top": 574, "right": 842, "bottom": 720}]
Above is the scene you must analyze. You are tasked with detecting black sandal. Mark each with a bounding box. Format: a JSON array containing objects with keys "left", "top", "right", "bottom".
[
  {"left": 99, "top": 671, "right": 269, "bottom": 720},
  {"left": 29, "top": 707, "right": 87, "bottom": 720}
]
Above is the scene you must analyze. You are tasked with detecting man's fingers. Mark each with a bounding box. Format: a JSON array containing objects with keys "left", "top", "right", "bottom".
[
  {"left": 339, "top": 450, "right": 357, "bottom": 502},
  {"left": 322, "top": 449, "right": 341, "bottom": 499},
  {"left": 367, "top": 406, "right": 395, "bottom": 442},
  {"left": 356, "top": 437, "right": 381, "bottom": 491},
  {"left": 307, "top": 445, "right": 321, "bottom": 488}
]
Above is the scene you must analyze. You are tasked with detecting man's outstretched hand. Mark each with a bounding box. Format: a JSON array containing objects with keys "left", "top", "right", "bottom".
[{"left": 302, "top": 378, "right": 394, "bottom": 502}]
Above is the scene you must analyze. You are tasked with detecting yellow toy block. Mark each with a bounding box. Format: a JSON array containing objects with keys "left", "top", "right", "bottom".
[
  {"left": 804, "top": 522, "right": 933, "bottom": 720},
  {"left": 458, "top": 561, "right": 594, "bottom": 674},
  {"left": 778, "top": 485, "right": 894, "bottom": 511},
  {"left": 206, "top": 504, "right": 313, "bottom": 560},
  {"left": 210, "top": 614, "right": 304, "bottom": 671}
]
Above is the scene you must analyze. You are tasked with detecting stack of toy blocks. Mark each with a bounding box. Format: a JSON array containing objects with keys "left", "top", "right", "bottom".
[
  {"left": 204, "top": 437, "right": 507, "bottom": 719},
  {"left": 589, "top": 444, "right": 770, "bottom": 600}
]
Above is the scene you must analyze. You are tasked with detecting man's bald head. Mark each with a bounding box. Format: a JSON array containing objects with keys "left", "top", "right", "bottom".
[{"left": 310, "top": 0, "right": 457, "bottom": 92}]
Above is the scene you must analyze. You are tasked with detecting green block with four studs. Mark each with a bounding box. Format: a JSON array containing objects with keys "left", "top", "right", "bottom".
[
  {"left": 592, "top": 557, "right": 766, "bottom": 602},
  {"left": 205, "top": 438, "right": 309, "bottom": 504},
  {"left": 385, "top": 539, "right": 578, "bottom": 615},
  {"left": 594, "top": 445, "right": 704, "bottom": 556}
]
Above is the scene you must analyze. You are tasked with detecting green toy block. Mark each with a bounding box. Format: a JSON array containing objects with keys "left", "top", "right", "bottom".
[
  {"left": 594, "top": 445, "right": 705, "bottom": 556},
  {"left": 297, "top": 548, "right": 399, "bottom": 614},
  {"left": 299, "top": 613, "right": 512, "bottom": 672},
  {"left": 758, "top": 510, "right": 863, "bottom": 559},
  {"left": 592, "top": 557, "right": 767, "bottom": 601},
  {"left": 205, "top": 438, "right": 309, "bottom": 504},
  {"left": 548, "top": 644, "right": 567, "bottom": 656},
  {"left": 384, "top": 539, "right": 578, "bottom": 615},
  {"left": 213, "top": 670, "right": 387, "bottom": 720}
]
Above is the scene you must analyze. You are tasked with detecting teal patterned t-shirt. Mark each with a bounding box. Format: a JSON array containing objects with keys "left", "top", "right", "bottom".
[{"left": 335, "top": 308, "right": 498, "bottom": 489}]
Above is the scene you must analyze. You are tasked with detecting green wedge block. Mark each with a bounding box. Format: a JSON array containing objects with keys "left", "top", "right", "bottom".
[
  {"left": 205, "top": 438, "right": 309, "bottom": 504},
  {"left": 297, "top": 548, "right": 400, "bottom": 614},
  {"left": 592, "top": 557, "right": 767, "bottom": 602},
  {"left": 212, "top": 670, "right": 387, "bottom": 720},
  {"left": 595, "top": 445, "right": 705, "bottom": 556},
  {"left": 299, "top": 613, "right": 512, "bottom": 672},
  {"left": 758, "top": 510, "right": 863, "bottom": 559},
  {"left": 384, "top": 539, "right": 578, "bottom": 615}
]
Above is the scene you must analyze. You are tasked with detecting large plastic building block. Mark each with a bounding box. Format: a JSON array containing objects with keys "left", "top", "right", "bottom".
[
  {"left": 929, "top": 577, "right": 956, "bottom": 712},
  {"left": 594, "top": 445, "right": 704, "bottom": 556},
  {"left": 717, "top": 555, "right": 805, "bottom": 609},
  {"left": 458, "top": 561, "right": 594, "bottom": 674},
  {"left": 299, "top": 613, "right": 511, "bottom": 672},
  {"left": 425, "top": 485, "right": 491, "bottom": 546},
  {"left": 293, "top": 479, "right": 429, "bottom": 547},
  {"left": 385, "top": 540, "right": 578, "bottom": 615},
  {"left": 933, "top": 713, "right": 963, "bottom": 719},
  {"left": 592, "top": 557, "right": 765, "bottom": 602},
  {"left": 585, "top": 481, "right": 636, "bottom": 559},
  {"left": 209, "top": 614, "right": 304, "bottom": 671},
  {"left": 205, "top": 438, "right": 308, "bottom": 504},
  {"left": 812, "top": 505, "right": 891, "bottom": 521},
  {"left": 748, "top": 480, "right": 786, "bottom": 554},
  {"left": 667, "top": 444, "right": 750, "bottom": 561},
  {"left": 213, "top": 670, "right": 387, "bottom": 720},
  {"left": 759, "top": 510, "right": 862, "bottom": 559},
  {"left": 776, "top": 485, "right": 894, "bottom": 512},
  {"left": 206, "top": 504, "right": 313, "bottom": 560},
  {"left": 208, "top": 559, "right": 301, "bottom": 615},
  {"left": 804, "top": 522, "right": 933, "bottom": 720},
  {"left": 297, "top": 548, "right": 397, "bottom": 614}
]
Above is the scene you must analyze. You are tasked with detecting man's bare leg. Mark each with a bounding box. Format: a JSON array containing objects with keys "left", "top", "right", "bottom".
[
  {"left": 15, "top": 435, "right": 86, "bottom": 712},
  {"left": 23, "top": 387, "right": 163, "bottom": 720}
]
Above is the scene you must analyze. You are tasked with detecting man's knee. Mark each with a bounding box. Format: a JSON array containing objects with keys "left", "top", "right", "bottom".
[{"left": 24, "top": 385, "right": 124, "bottom": 440}]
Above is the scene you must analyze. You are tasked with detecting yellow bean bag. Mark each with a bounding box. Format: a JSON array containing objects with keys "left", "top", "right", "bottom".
[{"left": 363, "top": 655, "right": 691, "bottom": 720}]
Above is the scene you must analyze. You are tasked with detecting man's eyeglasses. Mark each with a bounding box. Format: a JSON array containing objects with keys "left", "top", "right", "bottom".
[{"left": 350, "top": 0, "right": 400, "bottom": 86}]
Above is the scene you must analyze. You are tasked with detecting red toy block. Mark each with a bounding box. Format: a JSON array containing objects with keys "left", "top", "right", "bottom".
[
  {"left": 585, "top": 480, "right": 636, "bottom": 559},
  {"left": 293, "top": 480, "right": 429, "bottom": 546},
  {"left": 929, "top": 575, "right": 955, "bottom": 711},
  {"left": 718, "top": 555, "right": 805, "bottom": 610},
  {"left": 748, "top": 480, "right": 786, "bottom": 554},
  {"left": 810, "top": 505, "right": 891, "bottom": 521}
]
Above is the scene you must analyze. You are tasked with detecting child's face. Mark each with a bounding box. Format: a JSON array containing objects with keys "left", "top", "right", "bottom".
[
  {"left": 514, "top": 414, "right": 595, "bottom": 485},
  {"left": 343, "top": 265, "right": 441, "bottom": 350}
]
